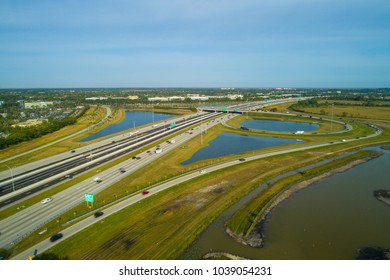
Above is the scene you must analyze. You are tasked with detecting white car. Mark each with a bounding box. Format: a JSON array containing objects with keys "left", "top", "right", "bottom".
[
  {"left": 41, "top": 197, "right": 53, "bottom": 204},
  {"left": 200, "top": 170, "right": 206, "bottom": 174}
]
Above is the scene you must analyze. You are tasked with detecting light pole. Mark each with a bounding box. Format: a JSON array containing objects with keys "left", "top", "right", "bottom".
[
  {"left": 330, "top": 103, "right": 334, "bottom": 132},
  {"left": 4, "top": 163, "right": 15, "bottom": 192},
  {"left": 86, "top": 142, "right": 93, "bottom": 161},
  {"left": 152, "top": 100, "right": 155, "bottom": 124}
]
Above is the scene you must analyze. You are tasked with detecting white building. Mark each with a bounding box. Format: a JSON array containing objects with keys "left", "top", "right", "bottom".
[
  {"left": 85, "top": 97, "right": 108, "bottom": 101},
  {"left": 24, "top": 102, "right": 53, "bottom": 109},
  {"left": 227, "top": 94, "right": 243, "bottom": 100}
]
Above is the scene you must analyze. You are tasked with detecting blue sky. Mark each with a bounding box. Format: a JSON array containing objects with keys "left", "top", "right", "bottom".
[{"left": 0, "top": 0, "right": 389, "bottom": 88}]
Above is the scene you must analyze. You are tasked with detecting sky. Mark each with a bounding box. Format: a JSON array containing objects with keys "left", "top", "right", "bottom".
[{"left": 0, "top": 0, "right": 389, "bottom": 88}]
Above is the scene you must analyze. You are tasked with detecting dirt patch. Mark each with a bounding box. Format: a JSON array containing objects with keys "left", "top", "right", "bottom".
[
  {"left": 160, "top": 181, "right": 231, "bottom": 212},
  {"left": 100, "top": 232, "right": 135, "bottom": 251}
]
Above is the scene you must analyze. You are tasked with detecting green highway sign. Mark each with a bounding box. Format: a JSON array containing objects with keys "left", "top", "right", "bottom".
[{"left": 85, "top": 193, "right": 94, "bottom": 203}]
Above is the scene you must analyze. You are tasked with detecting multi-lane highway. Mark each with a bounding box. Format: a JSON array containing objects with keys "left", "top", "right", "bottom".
[
  {"left": 0, "top": 112, "right": 236, "bottom": 250},
  {"left": 0, "top": 111, "right": 225, "bottom": 207}
]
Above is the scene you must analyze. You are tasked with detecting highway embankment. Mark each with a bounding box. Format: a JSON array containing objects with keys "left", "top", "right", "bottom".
[{"left": 226, "top": 150, "right": 383, "bottom": 248}]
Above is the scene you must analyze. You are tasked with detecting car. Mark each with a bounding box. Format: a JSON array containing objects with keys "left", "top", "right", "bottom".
[
  {"left": 146, "top": 150, "right": 151, "bottom": 153},
  {"left": 65, "top": 174, "right": 73, "bottom": 179},
  {"left": 94, "top": 177, "right": 102, "bottom": 183},
  {"left": 239, "top": 158, "right": 246, "bottom": 162},
  {"left": 136, "top": 156, "right": 141, "bottom": 159},
  {"left": 41, "top": 197, "right": 53, "bottom": 204},
  {"left": 142, "top": 191, "right": 150, "bottom": 195},
  {"left": 71, "top": 150, "right": 75, "bottom": 153},
  {"left": 200, "top": 170, "right": 206, "bottom": 174},
  {"left": 94, "top": 211, "right": 104, "bottom": 218},
  {"left": 132, "top": 156, "right": 137, "bottom": 159},
  {"left": 49, "top": 233, "right": 63, "bottom": 242},
  {"left": 119, "top": 168, "right": 126, "bottom": 173}
]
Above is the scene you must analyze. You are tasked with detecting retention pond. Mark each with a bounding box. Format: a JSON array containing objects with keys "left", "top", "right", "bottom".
[
  {"left": 241, "top": 120, "right": 319, "bottom": 133},
  {"left": 80, "top": 111, "right": 175, "bottom": 142},
  {"left": 181, "top": 132, "right": 299, "bottom": 165}
]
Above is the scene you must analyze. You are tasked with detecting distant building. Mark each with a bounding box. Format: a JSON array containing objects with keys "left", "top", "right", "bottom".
[
  {"left": 12, "top": 119, "right": 48, "bottom": 128},
  {"left": 189, "top": 96, "right": 209, "bottom": 101},
  {"left": 227, "top": 94, "right": 243, "bottom": 100},
  {"left": 148, "top": 96, "right": 185, "bottom": 102},
  {"left": 24, "top": 102, "right": 53, "bottom": 109},
  {"left": 148, "top": 97, "right": 169, "bottom": 102},
  {"left": 85, "top": 97, "right": 108, "bottom": 101},
  {"left": 186, "top": 94, "right": 199, "bottom": 98},
  {"left": 127, "top": 95, "right": 139, "bottom": 100}
]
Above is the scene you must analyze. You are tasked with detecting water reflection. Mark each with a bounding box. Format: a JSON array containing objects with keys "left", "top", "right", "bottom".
[
  {"left": 80, "top": 111, "right": 174, "bottom": 142},
  {"left": 181, "top": 132, "right": 298, "bottom": 165},
  {"left": 241, "top": 120, "right": 319, "bottom": 132},
  {"left": 181, "top": 147, "right": 390, "bottom": 260}
]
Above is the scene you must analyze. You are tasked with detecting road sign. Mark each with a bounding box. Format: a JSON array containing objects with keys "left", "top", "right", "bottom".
[{"left": 85, "top": 193, "right": 94, "bottom": 203}]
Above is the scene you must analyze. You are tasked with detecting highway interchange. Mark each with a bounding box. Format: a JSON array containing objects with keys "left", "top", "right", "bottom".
[{"left": 0, "top": 98, "right": 382, "bottom": 259}]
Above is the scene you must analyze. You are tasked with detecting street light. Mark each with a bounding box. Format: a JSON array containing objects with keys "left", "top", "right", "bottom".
[
  {"left": 86, "top": 142, "right": 93, "bottom": 161},
  {"left": 4, "top": 163, "right": 15, "bottom": 192}
]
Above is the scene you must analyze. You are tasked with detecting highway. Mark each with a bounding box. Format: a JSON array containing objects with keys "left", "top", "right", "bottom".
[
  {"left": 0, "top": 113, "right": 236, "bottom": 250},
  {"left": 11, "top": 117, "right": 382, "bottom": 260},
  {"left": 0, "top": 111, "right": 223, "bottom": 206}
]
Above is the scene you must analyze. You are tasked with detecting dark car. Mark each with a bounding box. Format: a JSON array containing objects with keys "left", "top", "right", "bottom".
[
  {"left": 50, "top": 233, "right": 63, "bottom": 242},
  {"left": 239, "top": 158, "right": 246, "bottom": 162},
  {"left": 94, "top": 211, "right": 104, "bottom": 218},
  {"left": 136, "top": 156, "right": 141, "bottom": 160},
  {"left": 132, "top": 156, "right": 137, "bottom": 159},
  {"left": 119, "top": 168, "right": 126, "bottom": 173},
  {"left": 142, "top": 191, "right": 150, "bottom": 195}
]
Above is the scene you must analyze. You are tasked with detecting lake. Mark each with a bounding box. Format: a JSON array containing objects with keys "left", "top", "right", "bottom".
[
  {"left": 80, "top": 111, "right": 175, "bottom": 142},
  {"left": 181, "top": 132, "right": 299, "bottom": 165},
  {"left": 241, "top": 120, "right": 319, "bottom": 132}
]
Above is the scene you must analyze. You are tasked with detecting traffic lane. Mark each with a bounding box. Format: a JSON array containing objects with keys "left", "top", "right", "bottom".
[{"left": 1, "top": 114, "right": 229, "bottom": 248}]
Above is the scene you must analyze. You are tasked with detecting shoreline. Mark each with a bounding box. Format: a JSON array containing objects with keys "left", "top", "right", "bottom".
[{"left": 229, "top": 151, "right": 383, "bottom": 248}]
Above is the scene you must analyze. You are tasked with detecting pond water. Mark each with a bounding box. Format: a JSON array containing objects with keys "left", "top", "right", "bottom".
[
  {"left": 180, "top": 147, "right": 390, "bottom": 259},
  {"left": 241, "top": 120, "right": 319, "bottom": 132},
  {"left": 181, "top": 132, "right": 299, "bottom": 165},
  {"left": 80, "top": 111, "right": 175, "bottom": 142}
]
